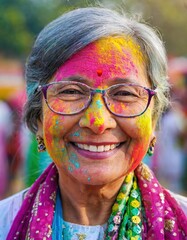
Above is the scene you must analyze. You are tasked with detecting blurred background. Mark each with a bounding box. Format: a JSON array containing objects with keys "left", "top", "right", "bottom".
[{"left": 0, "top": 0, "right": 187, "bottom": 199}]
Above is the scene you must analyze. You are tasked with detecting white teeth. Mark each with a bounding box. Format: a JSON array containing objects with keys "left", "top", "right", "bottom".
[
  {"left": 104, "top": 145, "right": 110, "bottom": 151},
  {"left": 78, "top": 144, "right": 84, "bottom": 149},
  {"left": 75, "top": 143, "right": 120, "bottom": 152},
  {"left": 110, "top": 144, "right": 115, "bottom": 150},
  {"left": 89, "top": 145, "right": 97, "bottom": 152},
  {"left": 83, "top": 144, "right": 89, "bottom": 150},
  {"left": 97, "top": 146, "right": 104, "bottom": 152}
]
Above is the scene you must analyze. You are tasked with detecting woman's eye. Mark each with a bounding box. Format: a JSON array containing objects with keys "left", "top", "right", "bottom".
[
  {"left": 59, "top": 89, "right": 83, "bottom": 95},
  {"left": 113, "top": 91, "right": 136, "bottom": 97},
  {"left": 115, "top": 91, "right": 132, "bottom": 96}
]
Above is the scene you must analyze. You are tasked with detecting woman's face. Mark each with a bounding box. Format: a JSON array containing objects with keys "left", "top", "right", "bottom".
[{"left": 39, "top": 37, "right": 155, "bottom": 185}]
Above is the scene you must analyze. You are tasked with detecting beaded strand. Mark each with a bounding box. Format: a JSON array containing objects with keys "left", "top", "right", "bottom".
[
  {"left": 105, "top": 173, "right": 142, "bottom": 240},
  {"left": 123, "top": 177, "right": 142, "bottom": 240}
]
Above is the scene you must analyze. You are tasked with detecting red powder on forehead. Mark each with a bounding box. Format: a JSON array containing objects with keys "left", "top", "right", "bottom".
[{"left": 97, "top": 69, "right": 103, "bottom": 77}]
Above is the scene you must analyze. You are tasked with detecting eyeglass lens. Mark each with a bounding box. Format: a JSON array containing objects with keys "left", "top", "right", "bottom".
[{"left": 46, "top": 82, "right": 150, "bottom": 117}]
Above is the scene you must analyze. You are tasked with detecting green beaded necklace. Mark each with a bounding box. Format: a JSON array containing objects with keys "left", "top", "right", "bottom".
[{"left": 105, "top": 172, "right": 142, "bottom": 240}]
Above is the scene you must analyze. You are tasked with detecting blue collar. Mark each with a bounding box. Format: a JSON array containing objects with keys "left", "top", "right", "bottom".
[{"left": 52, "top": 189, "right": 63, "bottom": 240}]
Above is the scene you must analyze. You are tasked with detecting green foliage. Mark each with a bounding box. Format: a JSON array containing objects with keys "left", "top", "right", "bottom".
[
  {"left": 0, "top": 0, "right": 91, "bottom": 57},
  {"left": 137, "top": 0, "right": 187, "bottom": 56},
  {"left": 110, "top": 0, "right": 187, "bottom": 56},
  {"left": 0, "top": 0, "right": 187, "bottom": 58}
]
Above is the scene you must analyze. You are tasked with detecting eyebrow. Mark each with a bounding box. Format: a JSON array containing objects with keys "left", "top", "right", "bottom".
[
  {"left": 111, "top": 77, "right": 139, "bottom": 85},
  {"left": 54, "top": 75, "right": 87, "bottom": 83},
  {"left": 54, "top": 75, "right": 139, "bottom": 85}
]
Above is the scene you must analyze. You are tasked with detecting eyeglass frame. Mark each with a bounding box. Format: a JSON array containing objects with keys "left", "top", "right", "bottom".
[{"left": 37, "top": 80, "right": 157, "bottom": 118}]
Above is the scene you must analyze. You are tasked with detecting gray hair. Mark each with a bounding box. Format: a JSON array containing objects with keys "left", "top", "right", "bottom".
[{"left": 24, "top": 7, "right": 170, "bottom": 133}]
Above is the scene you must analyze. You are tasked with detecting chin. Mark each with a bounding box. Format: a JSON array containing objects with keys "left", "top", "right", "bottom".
[
  {"left": 71, "top": 168, "right": 125, "bottom": 186},
  {"left": 79, "top": 178, "right": 115, "bottom": 186}
]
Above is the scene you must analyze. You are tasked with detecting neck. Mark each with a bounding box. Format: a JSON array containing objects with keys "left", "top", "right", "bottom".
[{"left": 58, "top": 170, "right": 126, "bottom": 226}]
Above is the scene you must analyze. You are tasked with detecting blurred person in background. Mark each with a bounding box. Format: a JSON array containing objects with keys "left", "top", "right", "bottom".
[
  {"left": 0, "top": 59, "right": 27, "bottom": 198},
  {"left": 0, "top": 89, "right": 26, "bottom": 199},
  {"left": 0, "top": 7, "right": 187, "bottom": 239},
  {"left": 155, "top": 57, "right": 187, "bottom": 194},
  {"left": 0, "top": 100, "right": 13, "bottom": 199},
  {"left": 0, "top": 59, "right": 50, "bottom": 199}
]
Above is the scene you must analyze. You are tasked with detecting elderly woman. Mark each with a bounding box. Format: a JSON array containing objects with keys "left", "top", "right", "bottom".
[{"left": 1, "top": 7, "right": 187, "bottom": 240}]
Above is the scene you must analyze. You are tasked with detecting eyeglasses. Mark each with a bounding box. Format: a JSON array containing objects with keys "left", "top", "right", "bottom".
[{"left": 38, "top": 81, "right": 157, "bottom": 118}]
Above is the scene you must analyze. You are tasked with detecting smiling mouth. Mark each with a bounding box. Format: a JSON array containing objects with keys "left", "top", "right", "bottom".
[{"left": 73, "top": 143, "right": 121, "bottom": 152}]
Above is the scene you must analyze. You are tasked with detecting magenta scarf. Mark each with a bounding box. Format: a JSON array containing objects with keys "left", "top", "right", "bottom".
[{"left": 7, "top": 163, "right": 187, "bottom": 239}]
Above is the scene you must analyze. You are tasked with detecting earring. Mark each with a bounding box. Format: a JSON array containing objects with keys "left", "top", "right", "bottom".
[
  {"left": 147, "top": 137, "right": 156, "bottom": 156},
  {"left": 36, "top": 136, "right": 46, "bottom": 152}
]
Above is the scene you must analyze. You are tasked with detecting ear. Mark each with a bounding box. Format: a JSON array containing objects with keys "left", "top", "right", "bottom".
[{"left": 36, "top": 118, "right": 43, "bottom": 137}]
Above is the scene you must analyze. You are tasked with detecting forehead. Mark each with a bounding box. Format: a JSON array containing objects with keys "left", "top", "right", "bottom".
[{"left": 54, "top": 36, "right": 147, "bottom": 87}]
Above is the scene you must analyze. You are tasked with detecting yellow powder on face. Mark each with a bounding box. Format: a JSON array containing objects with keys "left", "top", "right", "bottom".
[
  {"left": 93, "top": 114, "right": 104, "bottom": 127},
  {"left": 135, "top": 108, "right": 153, "bottom": 140},
  {"left": 85, "top": 95, "right": 105, "bottom": 130},
  {"left": 95, "top": 36, "right": 145, "bottom": 67},
  {"left": 128, "top": 110, "right": 153, "bottom": 173}
]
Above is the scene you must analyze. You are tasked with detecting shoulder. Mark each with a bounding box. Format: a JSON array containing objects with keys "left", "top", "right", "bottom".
[
  {"left": 0, "top": 189, "right": 28, "bottom": 239},
  {"left": 169, "top": 191, "right": 187, "bottom": 216}
]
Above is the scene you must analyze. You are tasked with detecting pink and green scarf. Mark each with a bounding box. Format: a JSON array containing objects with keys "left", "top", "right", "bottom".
[{"left": 7, "top": 163, "right": 187, "bottom": 239}]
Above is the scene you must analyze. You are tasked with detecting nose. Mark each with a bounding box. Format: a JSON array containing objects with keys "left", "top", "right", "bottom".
[{"left": 79, "top": 94, "right": 117, "bottom": 134}]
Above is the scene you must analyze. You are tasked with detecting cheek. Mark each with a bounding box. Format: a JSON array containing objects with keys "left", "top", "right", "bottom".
[
  {"left": 43, "top": 107, "right": 67, "bottom": 164},
  {"left": 135, "top": 109, "right": 153, "bottom": 139},
  {"left": 129, "top": 110, "right": 153, "bottom": 172},
  {"left": 43, "top": 111, "right": 65, "bottom": 140}
]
